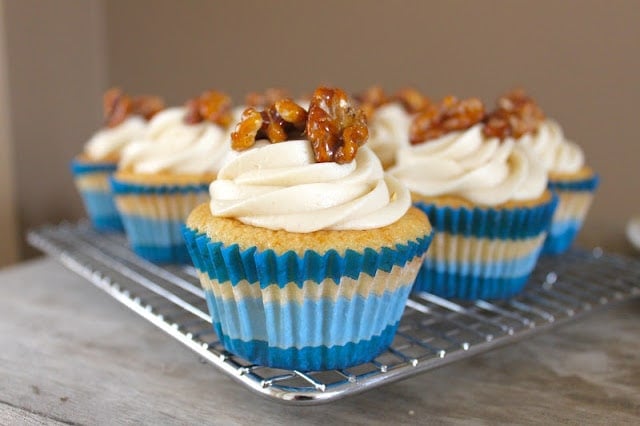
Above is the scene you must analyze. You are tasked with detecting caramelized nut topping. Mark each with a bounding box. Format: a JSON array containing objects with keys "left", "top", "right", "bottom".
[
  {"left": 245, "top": 88, "right": 291, "bottom": 108},
  {"left": 230, "top": 99, "right": 308, "bottom": 151},
  {"left": 103, "top": 88, "right": 165, "bottom": 128},
  {"left": 394, "top": 88, "right": 431, "bottom": 114},
  {"left": 483, "top": 89, "right": 545, "bottom": 139},
  {"left": 103, "top": 88, "right": 132, "bottom": 128},
  {"left": 131, "top": 96, "right": 164, "bottom": 121},
  {"left": 410, "top": 96, "right": 485, "bottom": 144},
  {"left": 184, "top": 90, "right": 233, "bottom": 127},
  {"left": 306, "top": 87, "right": 369, "bottom": 164},
  {"left": 354, "top": 86, "right": 390, "bottom": 119}
]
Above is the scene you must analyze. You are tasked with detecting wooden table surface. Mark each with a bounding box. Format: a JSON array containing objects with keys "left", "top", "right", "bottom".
[{"left": 1, "top": 256, "right": 639, "bottom": 425}]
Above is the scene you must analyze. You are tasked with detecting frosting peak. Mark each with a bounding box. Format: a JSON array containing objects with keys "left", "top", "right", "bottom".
[
  {"left": 209, "top": 141, "right": 411, "bottom": 232},
  {"left": 119, "top": 107, "right": 230, "bottom": 175},
  {"left": 390, "top": 124, "right": 547, "bottom": 205},
  {"left": 519, "top": 119, "right": 585, "bottom": 174}
]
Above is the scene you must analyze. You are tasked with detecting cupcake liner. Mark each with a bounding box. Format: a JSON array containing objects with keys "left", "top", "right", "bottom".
[
  {"left": 543, "top": 174, "right": 599, "bottom": 255},
  {"left": 111, "top": 177, "right": 210, "bottom": 263},
  {"left": 413, "top": 194, "right": 557, "bottom": 300},
  {"left": 70, "top": 158, "right": 123, "bottom": 232},
  {"left": 183, "top": 225, "right": 432, "bottom": 371}
]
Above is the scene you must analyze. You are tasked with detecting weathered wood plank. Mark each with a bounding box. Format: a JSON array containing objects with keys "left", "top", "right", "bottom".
[
  {"left": 0, "top": 401, "right": 71, "bottom": 425},
  {"left": 1, "top": 258, "right": 639, "bottom": 424}
]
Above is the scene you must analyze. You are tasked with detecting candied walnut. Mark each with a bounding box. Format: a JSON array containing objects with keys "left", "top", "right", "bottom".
[
  {"left": 483, "top": 89, "right": 545, "bottom": 139},
  {"left": 354, "top": 85, "right": 390, "bottom": 119},
  {"left": 131, "top": 95, "right": 164, "bottom": 120},
  {"left": 184, "top": 90, "right": 233, "bottom": 127},
  {"left": 394, "top": 88, "right": 431, "bottom": 114},
  {"left": 410, "top": 96, "right": 485, "bottom": 145},
  {"left": 231, "top": 99, "right": 308, "bottom": 151},
  {"left": 245, "top": 88, "right": 291, "bottom": 108},
  {"left": 103, "top": 88, "right": 165, "bottom": 127},
  {"left": 231, "top": 108, "right": 263, "bottom": 151},
  {"left": 103, "top": 88, "right": 132, "bottom": 128},
  {"left": 306, "top": 87, "right": 369, "bottom": 164}
]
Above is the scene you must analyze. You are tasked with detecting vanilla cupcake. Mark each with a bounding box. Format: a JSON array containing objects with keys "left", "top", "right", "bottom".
[
  {"left": 509, "top": 90, "right": 599, "bottom": 254},
  {"left": 111, "top": 90, "right": 233, "bottom": 263},
  {"left": 71, "top": 88, "right": 163, "bottom": 231},
  {"left": 183, "top": 88, "right": 433, "bottom": 370},
  {"left": 390, "top": 96, "right": 557, "bottom": 300},
  {"left": 355, "top": 87, "right": 430, "bottom": 169}
]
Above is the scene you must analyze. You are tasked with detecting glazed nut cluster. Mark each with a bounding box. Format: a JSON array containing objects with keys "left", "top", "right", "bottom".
[
  {"left": 103, "top": 88, "right": 164, "bottom": 128},
  {"left": 184, "top": 90, "right": 233, "bottom": 127},
  {"left": 355, "top": 86, "right": 431, "bottom": 119},
  {"left": 231, "top": 99, "right": 307, "bottom": 150},
  {"left": 354, "top": 85, "right": 389, "bottom": 119},
  {"left": 409, "top": 96, "right": 485, "bottom": 144},
  {"left": 231, "top": 88, "right": 368, "bottom": 164},
  {"left": 483, "top": 89, "right": 545, "bottom": 139},
  {"left": 245, "top": 88, "right": 291, "bottom": 108},
  {"left": 307, "top": 88, "right": 369, "bottom": 164}
]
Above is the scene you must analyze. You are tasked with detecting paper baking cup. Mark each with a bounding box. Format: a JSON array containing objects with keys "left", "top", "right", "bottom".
[
  {"left": 182, "top": 226, "right": 432, "bottom": 371},
  {"left": 543, "top": 174, "right": 599, "bottom": 255},
  {"left": 70, "top": 158, "right": 123, "bottom": 232},
  {"left": 413, "top": 195, "right": 557, "bottom": 300},
  {"left": 111, "top": 178, "right": 210, "bottom": 263}
]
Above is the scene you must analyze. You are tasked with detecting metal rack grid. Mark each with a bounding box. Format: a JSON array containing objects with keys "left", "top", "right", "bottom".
[{"left": 28, "top": 222, "right": 640, "bottom": 405}]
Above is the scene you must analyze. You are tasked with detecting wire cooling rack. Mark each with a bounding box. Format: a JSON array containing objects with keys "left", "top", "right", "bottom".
[{"left": 28, "top": 222, "right": 640, "bottom": 405}]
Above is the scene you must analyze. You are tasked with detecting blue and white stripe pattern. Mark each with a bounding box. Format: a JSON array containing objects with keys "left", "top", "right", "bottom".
[
  {"left": 413, "top": 195, "right": 557, "bottom": 300},
  {"left": 183, "top": 226, "right": 433, "bottom": 371},
  {"left": 111, "top": 177, "right": 210, "bottom": 263},
  {"left": 543, "top": 174, "right": 599, "bottom": 254},
  {"left": 70, "top": 158, "right": 123, "bottom": 232}
]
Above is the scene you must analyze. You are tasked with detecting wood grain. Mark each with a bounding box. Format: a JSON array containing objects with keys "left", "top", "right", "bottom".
[{"left": 1, "top": 257, "right": 639, "bottom": 424}]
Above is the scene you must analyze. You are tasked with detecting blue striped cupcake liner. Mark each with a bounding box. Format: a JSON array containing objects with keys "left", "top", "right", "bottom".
[
  {"left": 183, "top": 225, "right": 433, "bottom": 371},
  {"left": 70, "top": 158, "right": 123, "bottom": 232},
  {"left": 413, "top": 193, "right": 557, "bottom": 300},
  {"left": 543, "top": 173, "right": 599, "bottom": 255},
  {"left": 111, "top": 176, "right": 210, "bottom": 264}
]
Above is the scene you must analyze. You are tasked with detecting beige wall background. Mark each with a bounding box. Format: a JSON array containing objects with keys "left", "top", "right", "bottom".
[{"left": 1, "top": 0, "right": 639, "bottom": 263}]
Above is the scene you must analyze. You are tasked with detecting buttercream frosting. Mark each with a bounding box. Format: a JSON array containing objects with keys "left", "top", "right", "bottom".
[
  {"left": 367, "top": 103, "right": 413, "bottom": 167},
  {"left": 209, "top": 140, "right": 411, "bottom": 232},
  {"left": 519, "top": 119, "right": 585, "bottom": 174},
  {"left": 390, "top": 123, "right": 547, "bottom": 205},
  {"left": 119, "top": 107, "right": 230, "bottom": 175},
  {"left": 84, "top": 116, "right": 146, "bottom": 161}
]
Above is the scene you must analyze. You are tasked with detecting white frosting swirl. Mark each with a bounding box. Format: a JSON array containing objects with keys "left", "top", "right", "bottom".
[
  {"left": 84, "top": 116, "right": 146, "bottom": 161},
  {"left": 390, "top": 124, "right": 547, "bottom": 206},
  {"left": 119, "top": 107, "right": 231, "bottom": 175},
  {"left": 367, "top": 103, "right": 412, "bottom": 167},
  {"left": 519, "top": 119, "right": 585, "bottom": 174},
  {"left": 209, "top": 141, "right": 411, "bottom": 232}
]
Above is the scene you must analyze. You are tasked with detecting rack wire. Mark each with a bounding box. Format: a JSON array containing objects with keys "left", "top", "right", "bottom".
[{"left": 27, "top": 222, "right": 640, "bottom": 405}]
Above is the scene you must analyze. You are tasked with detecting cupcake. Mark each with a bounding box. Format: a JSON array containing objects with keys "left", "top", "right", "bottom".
[
  {"left": 390, "top": 95, "right": 557, "bottom": 300},
  {"left": 183, "top": 88, "right": 433, "bottom": 371},
  {"left": 111, "top": 90, "right": 233, "bottom": 263},
  {"left": 506, "top": 90, "right": 599, "bottom": 254},
  {"left": 71, "top": 88, "right": 163, "bottom": 231},
  {"left": 355, "top": 87, "right": 430, "bottom": 169}
]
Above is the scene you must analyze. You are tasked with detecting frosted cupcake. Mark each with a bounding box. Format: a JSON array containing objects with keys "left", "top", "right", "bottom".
[
  {"left": 71, "top": 88, "right": 163, "bottom": 231},
  {"left": 111, "top": 90, "right": 233, "bottom": 263},
  {"left": 183, "top": 88, "right": 433, "bottom": 370},
  {"left": 505, "top": 90, "right": 599, "bottom": 254},
  {"left": 355, "top": 87, "right": 430, "bottom": 169},
  {"left": 390, "top": 96, "right": 557, "bottom": 300}
]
